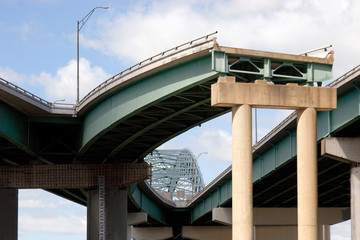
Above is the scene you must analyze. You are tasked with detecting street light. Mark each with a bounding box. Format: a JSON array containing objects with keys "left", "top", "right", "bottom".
[{"left": 77, "top": 6, "right": 109, "bottom": 105}]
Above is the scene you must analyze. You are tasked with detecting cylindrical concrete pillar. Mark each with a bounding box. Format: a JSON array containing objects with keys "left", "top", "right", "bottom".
[
  {"left": 232, "top": 104, "right": 253, "bottom": 240},
  {"left": 319, "top": 225, "right": 330, "bottom": 240},
  {"left": 351, "top": 164, "right": 360, "bottom": 240},
  {"left": 87, "top": 188, "right": 128, "bottom": 240},
  {"left": 87, "top": 189, "right": 100, "bottom": 240},
  {"left": 106, "top": 188, "right": 128, "bottom": 240},
  {"left": 297, "top": 107, "right": 318, "bottom": 240},
  {"left": 0, "top": 189, "right": 18, "bottom": 240}
]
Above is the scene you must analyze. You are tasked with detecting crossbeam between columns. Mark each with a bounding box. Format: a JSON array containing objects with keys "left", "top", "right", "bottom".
[
  {"left": 211, "top": 77, "right": 336, "bottom": 111},
  {"left": 0, "top": 163, "right": 151, "bottom": 189}
]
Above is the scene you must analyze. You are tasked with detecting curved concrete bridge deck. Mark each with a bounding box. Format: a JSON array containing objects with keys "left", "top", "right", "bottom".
[{"left": 1, "top": 33, "right": 357, "bottom": 239}]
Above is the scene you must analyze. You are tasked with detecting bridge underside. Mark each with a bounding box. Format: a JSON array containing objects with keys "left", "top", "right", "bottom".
[{"left": 0, "top": 35, "right": 356, "bottom": 236}]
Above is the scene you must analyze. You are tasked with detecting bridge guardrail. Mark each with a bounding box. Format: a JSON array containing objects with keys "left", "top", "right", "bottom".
[
  {"left": 80, "top": 31, "right": 218, "bottom": 105},
  {"left": 0, "top": 77, "right": 52, "bottom": 107},
  {"left": 328, "top": 64, "right": 360, "bottom": 87},
  {"left": 0, "top": 77, "right": 76, "bottom": 113}
]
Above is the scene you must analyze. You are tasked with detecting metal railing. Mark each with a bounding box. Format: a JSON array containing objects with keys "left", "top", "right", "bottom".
[
  {"left": 328, "top": 64, "right": 360, "bottom": 87},
  {"left": 1, "top": 32, "right": 218, "bottom": 112},
  {"left": 0, "top": 77, "right": 52, "bottom": 106},
  {"left": 0, "top": 77, "right": 77, "bottom": 111},
  {"left": 80, "top": 31, "right": 218, "bottom": 104}
]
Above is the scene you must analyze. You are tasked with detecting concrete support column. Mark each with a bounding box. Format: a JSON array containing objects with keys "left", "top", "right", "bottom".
[
  {"left": 319, "top": 225, "right": 330, "bottom": 240},
  {"left": 87, "top": 189, "right": 99, "bottom": 240},
  {"left": 87, "top": 188, "right": 128, "bottom": 240},
  {"left": 297, "top": 107, "right": 318, "bottom": 240},
  {"left": 232, "top": 104, "right": 253, "bottom": 240},
  {"left": 106, "top": 188, "right": 128, "bottom": 240},
  {"left": 0, "top": 189, "right": 18, "bottom": 240},
  {"left": 351, "top": 164, "right": 360, "bottom": 240}
]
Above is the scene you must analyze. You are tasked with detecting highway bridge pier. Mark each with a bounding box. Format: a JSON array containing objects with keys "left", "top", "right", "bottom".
[
  {"left": 322, "top": 137, "right": 360, "bottom": 240},
  {"left": 212, "top": 76, "right": 336, "bottom": 240},
  {"left": 0, "top": 189, "right": 17, "bottom": 239},
  {"left": 0, "top": 163, "right": 151, "bottom": 240}
]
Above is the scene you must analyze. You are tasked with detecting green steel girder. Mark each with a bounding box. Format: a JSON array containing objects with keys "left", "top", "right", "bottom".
[
  {"left": 0, "top": 101, "right": 50, "bottom": 165},
  {"left": 103, "top": 98, "right": 211, "bottom": 162},
  {"left": 212, "top": 50, "right": 332, "bottom": 84},
  {"left": 0, "top": 100, "right": 28, "bottom": 146},
  {"left": 190, "top": 84, "right": 359, "bottom": 223},
  {"left": 128, "top": 183, "right": 167, "bottom": 224},
  {"left": 81, "top": 56, "right": 213, "bottom": 148},
  {"left": 79, "top": 55, "right": 225, "bottom": 164}
]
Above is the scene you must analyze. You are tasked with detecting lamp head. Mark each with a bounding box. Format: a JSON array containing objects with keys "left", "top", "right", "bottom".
[{"left": 101, "top": 6, "right": 109, "bottom": 9}]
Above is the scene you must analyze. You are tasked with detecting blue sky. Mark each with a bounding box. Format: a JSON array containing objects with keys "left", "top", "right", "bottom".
[{"left": 1, "top": 0, "right": 359, "bottom": 239}]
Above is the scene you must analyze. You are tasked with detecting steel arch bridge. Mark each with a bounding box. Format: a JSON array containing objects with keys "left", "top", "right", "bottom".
[{"left": 145, "top": 148, "right": 205, "bottom": 199}]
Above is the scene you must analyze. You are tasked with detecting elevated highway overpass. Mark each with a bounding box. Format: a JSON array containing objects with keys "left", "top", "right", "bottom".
[{"left": 1, "top": 33, "right": 358, "bottom": 239}]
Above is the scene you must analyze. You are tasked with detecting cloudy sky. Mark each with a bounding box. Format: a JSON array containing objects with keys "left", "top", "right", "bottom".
[{"left": 1, "top": 0, "right": 359, "bottom": 239}]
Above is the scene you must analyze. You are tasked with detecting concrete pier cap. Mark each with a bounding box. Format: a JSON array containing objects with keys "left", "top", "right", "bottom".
[{"left": 211, "top": 76, "right": 337, "bottom": 111}]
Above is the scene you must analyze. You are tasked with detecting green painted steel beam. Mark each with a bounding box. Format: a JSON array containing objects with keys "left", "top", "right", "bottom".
[
  {"left": 104, "top": 98, "right": 211, "bottom": 162},
  {"left": 190, "top": 85, "right": 360, "bottom": 222},
  {"left": 212, "top": 50, "right": 332, "bottom": 84},
  {"left": 128, "top": 184, "right": 166, "bottom": 224},
  {"left": 81, "top": 56, "right": 218, "bottom": 153},
  {"left": 0, "top": 101, "right": 28, "bottom": 146}
]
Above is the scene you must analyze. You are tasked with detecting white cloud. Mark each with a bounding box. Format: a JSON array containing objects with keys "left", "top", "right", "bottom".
[
  {"left": 255, "top": 109, "right": 293, "bottom": 141},
  {"left": 81, "top": 0, "right": 216, "bottom": 64},
  {"left": 0, "top": 58, "right": 110, "bottom": 104},
  {"left": 331, "top": 220, "right": 351, "bottom": 240},
  {"left": 332, "top": 235, "right": 350, "bottom": 240},
  {"left": 196, "top": 128, "right": 232, "bottom": 162},
  {"left": 19, "top": 199, "right": 57, "bottom": 209},
  {"left": 19, "top": 215, "right": 86, "bottom": 234},
  {"left": 79, "top": 0, "right": 360, "bottom": 79},
  {"left": 30, "top": 58, "right": 111, "bottom": 103},
  {"left": 0, "top": 66, "right": 26, "bottom": 85},
  {"left": 19, "top": 189, "right": 86, "bottom": 236}
]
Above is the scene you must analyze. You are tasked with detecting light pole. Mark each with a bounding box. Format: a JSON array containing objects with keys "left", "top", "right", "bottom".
[
  {"left": 77, "top": 6, "right": 109, "bottom": 105},
  {"left": 192, "top": 152, "right": 208, "bottom": 196}
]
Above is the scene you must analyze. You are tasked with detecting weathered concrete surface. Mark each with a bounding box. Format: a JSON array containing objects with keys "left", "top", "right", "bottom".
[
  {"left": 297, "top": 107, "right": 318, "bottom": 240},
  {"left": 232, "top": 104, "right": 253, "bottom": 240},
  {"left": 212, "top": 207, "right": 350, "bottom": 226},
  {"left": 182, "top": 226, "right": 232, "bottom": 240},
  {"left": 211, "top": 77, "right": 336, "bottom": 111},
  {"left": 321, "top": 137, "right": 360, "bottom": 164},
  {"left": 131, "top": 227, "right": 173, "bottom": 240}
]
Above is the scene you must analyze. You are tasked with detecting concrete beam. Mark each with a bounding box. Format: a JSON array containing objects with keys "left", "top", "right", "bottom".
[
  {"left": 321, "top": 137, "right": 360, "bottom": 164},
  {"left": 131, "top": 227, "right": 173, "bottom": 240},
  {"left": 181, "top": 224, "right": 330, "bottom": 240},
  {"left": 127, "top": 212, "right": 147, "bottom": 226},
  {"left": 256, "top": 225, "right": 330, "bottom": 240},
  {"left": 212, "top": 207, "right": 350, "bottom": 226},
  {"left": 87, "top": 188, "right": 128, "bottom": 240},
  {"left": 256, "top": 226, "right": 297, "bottom": 240},
  {"left": 212, "top": 207, "right": 232, "bottom": 225},
  {"left": 182, "top": 226, "right": 231, "bottom": 240},
  {"left": 211, "top": 77, "right": 337, "bottom": 111}
]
